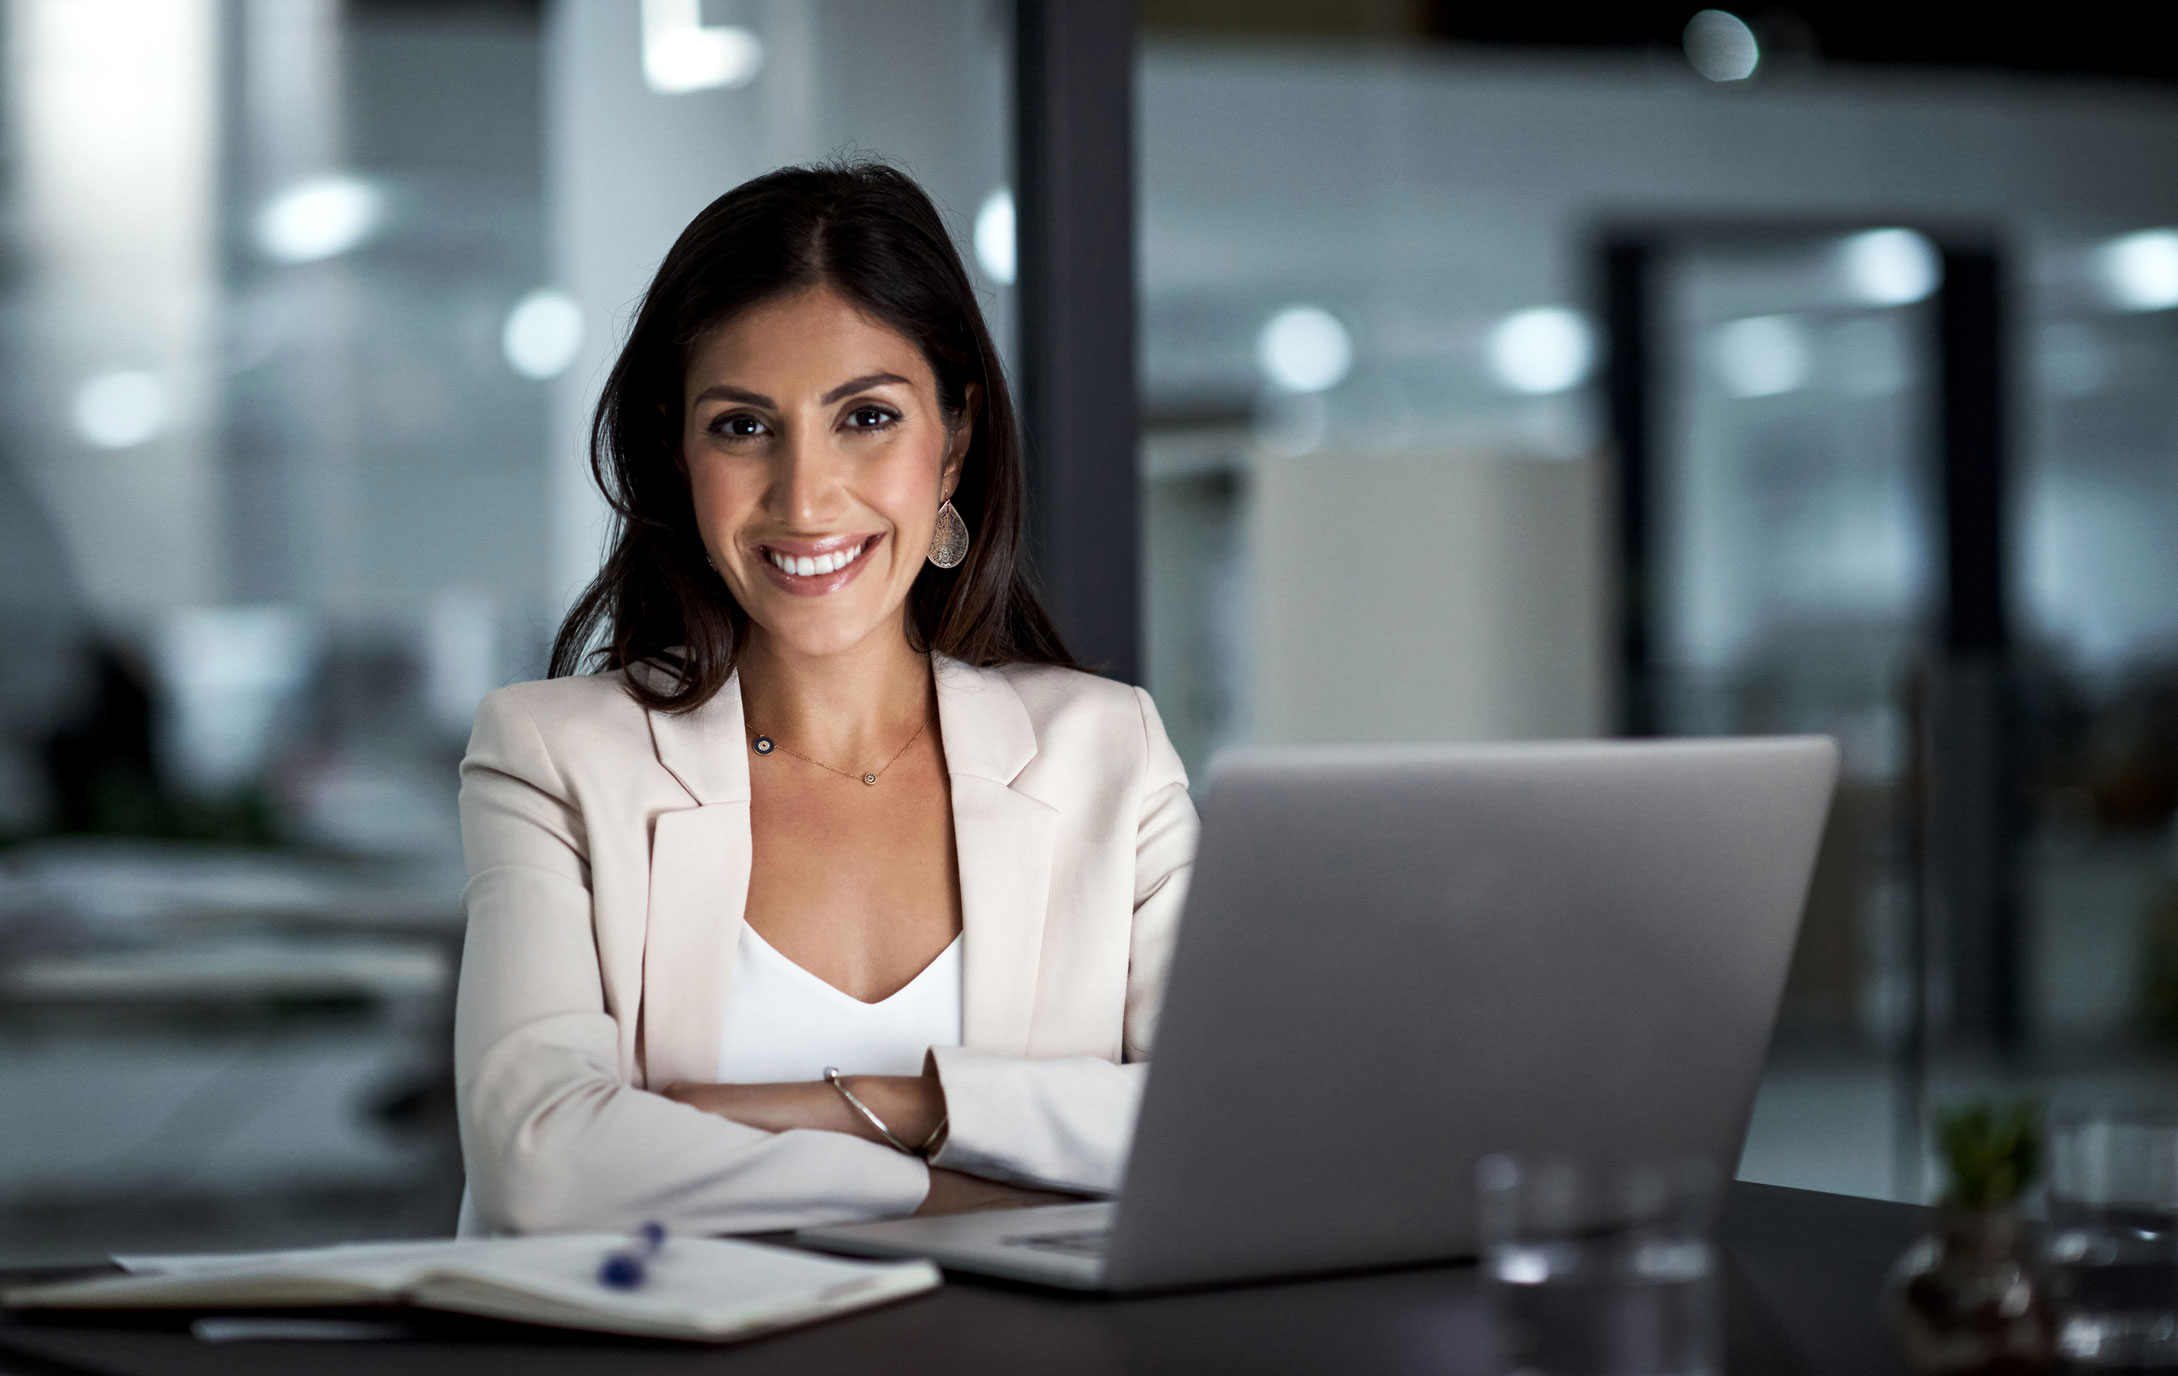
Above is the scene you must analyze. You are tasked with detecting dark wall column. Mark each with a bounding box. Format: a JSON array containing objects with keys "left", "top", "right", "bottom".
[
  {"left": 1924, "top": 244, "right": 2022, "bottom": 1049},
  {"left": 1014, "top": 0, "right": 1139, "bottom": 682},
  {"left": 1600, "top": 237, "right": 1658, "bottom": 737}
]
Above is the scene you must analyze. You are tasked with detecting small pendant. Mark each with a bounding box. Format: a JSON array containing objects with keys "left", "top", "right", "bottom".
[
  {"left": 862, "top": 773, "right": 878, "bottom": 785},
  {"left": 753, "top": 736, "right": 774, "bottom": 755}
]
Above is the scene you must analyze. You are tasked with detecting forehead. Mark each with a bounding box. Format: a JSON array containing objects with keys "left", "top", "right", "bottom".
[{"left": 685, "top": 285, "right": 932, "bottom": 391}]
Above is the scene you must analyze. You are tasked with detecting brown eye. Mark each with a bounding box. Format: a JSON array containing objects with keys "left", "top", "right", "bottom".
[
  {"left": 846, "top": 405, "right": 898, "bottom": 430},
  {"left": 712, "top": 412, "right": 767, "bottom": 439}
]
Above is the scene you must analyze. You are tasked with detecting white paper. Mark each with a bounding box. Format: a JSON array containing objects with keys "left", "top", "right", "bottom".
[{"left": 50, "top": 1233, "right": 941, "bottom": 1341}]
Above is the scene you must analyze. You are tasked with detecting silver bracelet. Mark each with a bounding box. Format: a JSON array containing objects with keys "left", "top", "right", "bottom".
[
  {"left": 824, "top": 1066, "right": 913, "bottom": 1153},
  {"left": 918, "top": 1112, "right": 949, "bottom": 1157}
]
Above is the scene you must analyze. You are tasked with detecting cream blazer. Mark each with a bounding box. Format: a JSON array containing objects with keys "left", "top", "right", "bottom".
[{"left": 453, "top": 655, "right": 1198, "bottom": 1236}]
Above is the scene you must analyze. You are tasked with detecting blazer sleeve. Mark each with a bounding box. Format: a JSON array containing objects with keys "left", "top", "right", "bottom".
[
  {"left": 454, "top": 689, "right": 931, "bottom": 1235},
  {"left": 926, "top": 685, "right": 1199, "bottom": 1194}
]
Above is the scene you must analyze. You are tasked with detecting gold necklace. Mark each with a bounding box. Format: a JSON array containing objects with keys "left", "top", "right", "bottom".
[{"left": 749, "top": 720, "right": 928, "bottom": 786}]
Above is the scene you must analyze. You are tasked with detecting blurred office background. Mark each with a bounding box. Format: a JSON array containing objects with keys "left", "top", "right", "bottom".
[{"left": 2, "top": 0, "right": 2176, "bottom": 1262}]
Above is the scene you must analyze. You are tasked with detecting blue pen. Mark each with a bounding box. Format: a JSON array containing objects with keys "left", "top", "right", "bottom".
[{"left": 597, "top": 1221, "right": 667, "bottom": 1289}]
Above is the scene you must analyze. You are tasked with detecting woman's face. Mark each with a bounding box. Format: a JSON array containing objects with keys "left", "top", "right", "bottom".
[{"left": 682, "top": 284, "right": 969, "bottom": 662}]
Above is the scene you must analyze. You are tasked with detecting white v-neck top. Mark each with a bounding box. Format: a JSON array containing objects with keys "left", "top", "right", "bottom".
[{"left": 715, "top": 924, "right": 964, "bottom": 1083}]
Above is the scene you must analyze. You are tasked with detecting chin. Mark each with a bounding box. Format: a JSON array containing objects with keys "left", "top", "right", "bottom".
[{"left": 747, "top": 605, "right": 898, "bottom": 661}]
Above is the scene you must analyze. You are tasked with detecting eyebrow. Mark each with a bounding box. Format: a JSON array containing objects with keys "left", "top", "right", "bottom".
[
  {"left": 821, "top": 372, "right": 911, "bottom": 404},
  {"left": 691, "top": 384, "right": 775, "bottom": 408},
  {"left": 689, "top": 373, "right": 912, "bottom": 410}
]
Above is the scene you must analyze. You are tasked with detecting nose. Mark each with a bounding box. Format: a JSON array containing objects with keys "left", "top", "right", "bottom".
[{"left": 769, "top": 423, "right": 846, "bottom": 527}]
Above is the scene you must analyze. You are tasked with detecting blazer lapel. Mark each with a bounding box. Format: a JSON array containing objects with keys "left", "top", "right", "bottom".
[
  {"left": 936, "top": 657, "right": 1057, "bottom": 1056},
  {"left": 639, "top": 669, "right": 752, "bottom": 1090}
]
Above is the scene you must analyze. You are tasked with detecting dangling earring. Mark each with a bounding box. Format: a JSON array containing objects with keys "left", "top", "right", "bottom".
[{"left": 928, "top": 500, "right": 970, "bottom": 569}]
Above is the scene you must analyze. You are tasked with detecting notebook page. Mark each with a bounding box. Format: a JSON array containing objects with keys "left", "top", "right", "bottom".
[
  {"left": 406, "top": 1236, "right": 940, "bottom": 1341},
  {"left": 3, "top": 1239, "right": 494, "bottom": 1310},
  {"left": 12, "top": 1234, "right": 938, "bottom": 1342},
  {"left": 115, "top": 1237, "right": 514, "bottom": 1278}
]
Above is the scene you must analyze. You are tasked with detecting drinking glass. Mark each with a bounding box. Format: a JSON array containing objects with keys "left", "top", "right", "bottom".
[
  {"left": 1476, "top": 1154, "right": 1722, "bottom": 1376},
  {"left": 2047, "top": 1115, "right": 2178, "bottom": 1368}
]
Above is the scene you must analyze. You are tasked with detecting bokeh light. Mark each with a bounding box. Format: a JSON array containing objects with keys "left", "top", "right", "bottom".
[
  {"left": 501, "top": 290, "right": 585, "bottom": 381},
  {"left": 974, "top": 188, "right": 1016, "bottom": 285},
  {"left": 2098, "top": 229, "right": 2178, "bottom": 312},
  {"left": 1840, "top": 229, "right": 1941, "bottom": 306},
  {"left": 256, "top": 175, "right": 383, "bottom": 264},
  {"left": 1488, "top": 308, "right": 1596, "bottom": 395},
  {"left": 73, "top": 371, "right": 169, "bottom": 449},
  {"left": 639, "top": 0, "right": 762, "bottom": 94},
  {"left": 1256, "top": 306, "right": 1353, "bottom": 394},
  {"left": 1714, "top": 315, "right": 1810, "bottom": 397},
  {"left": 1683, "top": 10, "right": 1760, "bottom": 82}
]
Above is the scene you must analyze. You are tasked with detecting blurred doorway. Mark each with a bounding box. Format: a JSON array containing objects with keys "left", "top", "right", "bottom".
[
  {"left": 1609, "top": 222, "right": 2178, "bottom": 1197},
  {"left": 1605, "top": 225, "right": 2015, "bottom": 1197},
  {"left": 1613, "top": 228, "right": 1949, "bottom": 1053}
]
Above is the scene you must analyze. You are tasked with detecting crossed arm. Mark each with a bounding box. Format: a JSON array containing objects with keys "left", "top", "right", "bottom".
[
  {"left": 662, "top": 1057, "right": 1081, "bottom": 1215},
  {"left": 455, "top": 682, "right": 1197, "bottom": 1233}
]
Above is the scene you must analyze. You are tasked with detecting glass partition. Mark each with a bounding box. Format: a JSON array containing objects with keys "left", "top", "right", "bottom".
[
  {"left": 2017, "top": 234, "right": 2178, "bottom": 1060},
  {"left": 1137, "top": 34, "right": 2178, "bottom": 1203},
  {"left": 1650, "top": 235, "right": 1937, "bottom": 1056},
  {"left": 0, "top": 0, "right": 1009, "bottom": 1264}
]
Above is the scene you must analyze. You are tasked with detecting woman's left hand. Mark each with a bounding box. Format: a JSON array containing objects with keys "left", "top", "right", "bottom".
[{"left": 664, "top": 1059, "right": 946, "bottom": 1151}]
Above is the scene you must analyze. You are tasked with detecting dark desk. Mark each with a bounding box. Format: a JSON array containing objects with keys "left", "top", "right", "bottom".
[{"left": 0, "top": 1183, "right": 1920, "bottom": 1376}]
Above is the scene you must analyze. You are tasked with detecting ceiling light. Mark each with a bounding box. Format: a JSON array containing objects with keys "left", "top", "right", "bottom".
[
  {"left": 1714, "top": 315, "right": 1810, "bottom": 398},
  {"left": 74, "top": 371, "right": 168, "bottom": 449},
  {"left": 641, "top": 0, "right": 762, "bottom": 94},
  {"left": 1684, "top": 10, "right": 1760, "bottom": 82},
  {"left": 974, "top": 188, "right": 1016, "bottom": 285},
  {"left": 502, "top": 290, "right": 585, "bottom": 381},
  {"left": 2098, "top": 229, "right": 2178, "bottom": 312},
  {"left": 1488, "top": 308, "right": 1595, "bottom": 395},
  {"left": 1256, "top": 306, "right": 1353, "bottom": 394},
  {"left": 257, "top": 175, "right": 382, "bottom": 264},
  {"left": 1840, "top": 229, "right": 1941, "bottom": 306}
]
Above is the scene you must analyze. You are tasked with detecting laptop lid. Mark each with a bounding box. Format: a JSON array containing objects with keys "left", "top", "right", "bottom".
[{"left": 1100, "top": 736, "right": 1838, "bottom": 1292}]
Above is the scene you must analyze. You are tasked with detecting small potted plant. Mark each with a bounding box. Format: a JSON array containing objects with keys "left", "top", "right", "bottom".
[{"left": 1889, "top": 1099, "right": 2056, "bottom": 1375}]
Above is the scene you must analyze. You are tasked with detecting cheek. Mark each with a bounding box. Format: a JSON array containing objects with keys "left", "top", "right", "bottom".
[
  {"left": 874, "top": 431, "right": 950, "bottom": 513},
  {"left": 876, "top": 467, "right": 940, "bottom": 518},
  {"left": 687, "top": 455, "right": 756, "bottom": 527}
]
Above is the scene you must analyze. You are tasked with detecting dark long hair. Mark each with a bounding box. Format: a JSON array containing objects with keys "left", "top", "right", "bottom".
[{"left": 548, "top": 161, "right": 1074, "bottom": 711}]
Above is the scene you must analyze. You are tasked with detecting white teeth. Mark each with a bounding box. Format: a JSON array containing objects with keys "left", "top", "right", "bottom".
[{"left": 768, "top": 539, "right": 866, "bottom": 577}]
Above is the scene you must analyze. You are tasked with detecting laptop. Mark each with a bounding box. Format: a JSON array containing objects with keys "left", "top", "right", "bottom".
[{"left": 798, "top": 736, "right": 1839, "bottom": 1292}]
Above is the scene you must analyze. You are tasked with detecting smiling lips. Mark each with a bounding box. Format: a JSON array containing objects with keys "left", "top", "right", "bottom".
[
  {"left": 755, "top": 534, "right": 879, "bottom": 594},
  {"left": 765, "top": 536, "right": 874, "bottom": 577},
  {"left": 766, "top": 537, "right": 866, "bottom": 574}
]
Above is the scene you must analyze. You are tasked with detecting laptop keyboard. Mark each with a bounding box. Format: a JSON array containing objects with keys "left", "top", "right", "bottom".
[{"left": 1002, "top": 1227, "right": 1111, "bottom": 1258}]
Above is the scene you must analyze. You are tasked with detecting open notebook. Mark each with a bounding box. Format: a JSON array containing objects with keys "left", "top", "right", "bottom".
[{"left": 2, "top": 1234, "right": 939, "bottom": 1343}]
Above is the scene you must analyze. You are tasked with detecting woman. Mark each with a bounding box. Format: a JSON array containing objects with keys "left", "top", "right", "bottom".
[{"left": 454, "top": 161, "right": 1198, "bottom": 1235}]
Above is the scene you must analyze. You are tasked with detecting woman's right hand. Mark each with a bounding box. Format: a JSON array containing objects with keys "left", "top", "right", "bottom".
[{"left": 915, "top": 1168, "right": 1083, "bottom": 1216}]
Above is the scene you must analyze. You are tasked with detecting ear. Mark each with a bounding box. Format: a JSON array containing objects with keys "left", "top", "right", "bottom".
[{"left": 942, "top": 383, "right": 981, "bottom": 500}]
